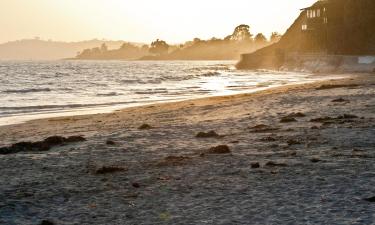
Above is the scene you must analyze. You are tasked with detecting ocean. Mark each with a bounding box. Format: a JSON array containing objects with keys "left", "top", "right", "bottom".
[{"left": 0, "top": 60, "right": 337, "bottom": 125}]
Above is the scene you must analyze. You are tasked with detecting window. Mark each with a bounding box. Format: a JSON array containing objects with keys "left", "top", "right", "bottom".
[
  {"left": 302, "top": 24, "right": 308, "bottom": 30},
  {"left": 317, "top": 9, "right": 321, "bottom": 17},
  {"left": 324, "top": 17, "right": 328, "bottom": 24},
  {"left": 312, "top": 10, "right": 316, "bottom": 18}
]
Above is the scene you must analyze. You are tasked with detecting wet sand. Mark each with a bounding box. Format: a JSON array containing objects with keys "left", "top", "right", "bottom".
[{"left": 1, "top": 74, "right": 375, "bottom": 224}]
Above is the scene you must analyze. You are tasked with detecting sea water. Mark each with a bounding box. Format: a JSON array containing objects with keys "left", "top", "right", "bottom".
[{"left": 0, "top": 60, "right": 338, "bottom": 125}]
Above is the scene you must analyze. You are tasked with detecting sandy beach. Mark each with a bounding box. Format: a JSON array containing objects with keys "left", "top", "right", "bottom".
[{"left": 1, "top": 74, "right": 375, "bottom": 224}]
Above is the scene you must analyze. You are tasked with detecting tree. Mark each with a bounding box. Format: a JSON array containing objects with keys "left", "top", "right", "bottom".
[
  {"left": 254, "top": 33, "right": 267, "bottom": 44},
  {"left": 100, "top": 43, "right": 108, "bottom": 52},
  {"left": 149, "top": 39, "right": 169, "bottom": 55},
  {"left": 270, "top": 32, "right": 282, "bottom": 43},
  {"left": 230, "top": 24, "right": 252, "bottom": 41}
]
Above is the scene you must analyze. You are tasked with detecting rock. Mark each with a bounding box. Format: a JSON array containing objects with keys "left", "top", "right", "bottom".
[
  {"left": 332, "top": 98, "right": 349, "bottom": 103},
  {"left": 138, "top": 124, "right": 152, "bottom": 130},
  {"left": 40, "top": 220, "right": 54, "bottom": 225},
  {"left": 94, "top": 166, "right": 126, "bottom": 174},
  {"left": 251, "top": 162, "right": 260, "bottom": 168},
  {"left": 310, "top": 126, "right": 320, "bottom": 129},
  {"left": 195, "top": 131, "right": 219, "bottom": 138},
  {"left": 363, "top": 196, "right": 375, "bottom": 202},
  {"left": 132, "top": 182, "right": 140, "bottom": 188},
  {"left": 106, "top": 140, "right": 115, "bottom": 145},
  {"left": 280, "top": 117, "right": 297, "bottom": 123},
  {"left": 265, "top": 161, "right": 287, "bottom": 167},
  {"left": 207, "top": 145, "right": 231, "bottom": 154}
]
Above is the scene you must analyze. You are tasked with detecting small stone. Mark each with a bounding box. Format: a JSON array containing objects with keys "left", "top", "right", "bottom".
[
  {"left": 195, "top": 131, "right": 219, "bottom": 138},
  {"left": 332, "top": 98, "right": 349, "bottom": 103},
  {"left": 94, "top": 166, "right": 126, "bottom": 174},
  {"left": 251, "top": 162, "right": 260, "bottom": 168},
  {"left": 65, "top": 135, "right": 86, "bottom": 142},
  {"left": 287, "top": 139, "right": 301, "bottom": 146},
  {"left": 138, "top": 124, "right": 152, "bottom": 130},
  {"left": 132, "top": 182, "right": 140, "bottom": 188},
  {"left": 265, "top": 161, "right": 287, "bottom": 167},
  {"left": 40, "top": 220, "right": 54, "bottom": 225},
  {"left": 363, "top": 196, "right": 375, "bottom": 202},
  {"left": 207, "top": 145, "right": 231, "bottom": 154},
  {"left": 106, "top": 140, "right": 115, "bottom": 145},
  {"left": 310, "top": 158, "right": 322, "bottom": 163},
  {"left": 260, "top": 136, "right": 276, "bottom": 142},
  {"left": 287, "top": 112, "right": 306, "bottom": 118},
  {"left": 280, "top": 117, "right": 297, "bottom": 123}
]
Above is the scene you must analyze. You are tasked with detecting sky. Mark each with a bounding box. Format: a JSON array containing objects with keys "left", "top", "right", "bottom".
[{"left": 0, "top": 0, "right": 316, "bottom": 44}]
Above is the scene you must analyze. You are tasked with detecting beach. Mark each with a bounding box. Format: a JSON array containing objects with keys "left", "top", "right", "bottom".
[{"left": 1, "top": 73, "right": 375, "bottom": 224}]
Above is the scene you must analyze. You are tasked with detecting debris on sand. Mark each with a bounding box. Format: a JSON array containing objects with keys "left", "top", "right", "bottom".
[
  {"left": 332, "top": 98, "right": 350, "bottom": 103},
  {"left": 316, "top": 84, "right": 358, "bottom": 90},
  {"left": 249, "top": 124, "right": 279, "bottom": 133},
  {"left": 363, "top": 196, "right": 375, "bottom": 202},
  {"left": 207, "top": 145, "right": 231, "bottom": 154},
  {"left": 310, "top": 117, "right": 334, "bottom": 123},
  {"left": 195, "top": 131, "right": 220, "bottom": 138},
  {"left": 94, "top": 166, "right": 127, "bottom": 174},
  {"left": 251, "top": 162, "right": 260, "bottom": 168},
  {"left": 280, "top": 117, "right": 297, "bottom": 123},
  {"left": 310, "top": 158, "right": 322, "bottom": 163},
  {"left": 310, "top": 114, "right": 359, "bottom": 124},
  {"left": 40, "top": 220, "right": 55, "bottom": 225},
  {"left": 287, "top": 112, "right": 306, "bottom": 118},
  {"left": 265, "top": 161, "right": 287, "bottom": 167},
  {"left": 138, "top": 124, "right": 152, "bottom": 130},
  {"left": 156, "top": 156, "right": 191, "bottom": 167},
  {"left": 287, "top": 139, "right": 301, "bottom": 146},
  {"left": 106, "top": 140, "right": 116, "bottom": 145},
  {"left": 0, "top": 135, "right": 86, "bottom": 155},
  {"left": 260, "top": 136, "right": 277, "bottom": 142},
  {"left": 337, "top": 114, "right": 358, "bottom": 119}
]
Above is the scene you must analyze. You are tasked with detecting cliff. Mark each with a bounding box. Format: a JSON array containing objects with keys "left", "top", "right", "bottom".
[{"left": 236, "top": 0, "right": 375, "bottom": 72}]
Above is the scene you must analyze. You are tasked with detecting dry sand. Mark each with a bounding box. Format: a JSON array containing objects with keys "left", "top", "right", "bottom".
[{"left": 0, "top": 74, "right": 375, "bottom": 224}]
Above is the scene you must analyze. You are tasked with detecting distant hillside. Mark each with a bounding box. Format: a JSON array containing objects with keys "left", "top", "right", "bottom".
[
  {"left": 76, "top": 25, "right": 279, "bottom": 61},
  {"left": 0, "top": 39, "right": 142, "bottom": 60}
]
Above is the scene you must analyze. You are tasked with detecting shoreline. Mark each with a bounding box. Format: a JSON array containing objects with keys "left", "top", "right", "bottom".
[
  {"left": 1, "top": 73, "right": 375, "bottom": 224},
  {"left": 0, "top": 73, "right": 358, "bottom": 145}
]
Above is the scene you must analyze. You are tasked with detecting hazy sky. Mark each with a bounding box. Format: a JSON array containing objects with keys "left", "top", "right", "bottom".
[{"left": 0, "top": 0, "right": 316, "bottom": 44}]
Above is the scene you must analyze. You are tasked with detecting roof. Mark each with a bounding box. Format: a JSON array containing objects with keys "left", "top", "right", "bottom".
[{"left": 300, "top": 0, "right": 329, "bottom": 11}]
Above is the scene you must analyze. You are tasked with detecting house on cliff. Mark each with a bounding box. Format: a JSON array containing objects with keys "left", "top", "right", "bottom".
[{"left": 236, "top": 0, "right": 375, "bottom": 72}]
